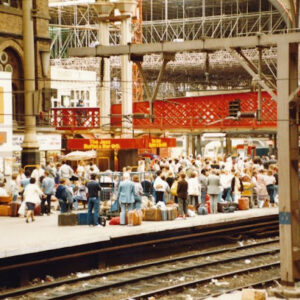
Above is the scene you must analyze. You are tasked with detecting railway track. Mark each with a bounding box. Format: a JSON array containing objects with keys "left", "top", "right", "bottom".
[{"left": 1, "top": 237, "right": 280, "bottom": 300}]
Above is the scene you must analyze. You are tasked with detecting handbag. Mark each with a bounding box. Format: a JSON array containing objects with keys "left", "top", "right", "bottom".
[
  {"left": 18, "top": 201, "right": 26, "bottom": 216},
  {"left": 170, "top": 181, "right": 178, "bottom": 196}
]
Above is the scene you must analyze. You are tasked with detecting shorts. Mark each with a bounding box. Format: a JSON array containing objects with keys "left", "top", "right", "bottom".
[{"left": 26, "top": 202, "right": 35, "bottom": 211}]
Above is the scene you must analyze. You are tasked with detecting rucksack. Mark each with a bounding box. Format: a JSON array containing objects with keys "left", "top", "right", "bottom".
[
  {"left": 55, "top": 185, "right": 67, "bottom": 201},
  {"left": 197, "top": 206, "right": 208, "bottom": 215}
]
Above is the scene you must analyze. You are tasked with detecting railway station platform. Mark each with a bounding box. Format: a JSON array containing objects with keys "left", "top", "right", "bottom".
[{"left": 0, "top": 207, "right": 278, "bottom": 260}]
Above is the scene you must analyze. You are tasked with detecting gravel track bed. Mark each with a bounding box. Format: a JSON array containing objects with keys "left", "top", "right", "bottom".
[{"left": 11, "top": 239, "right": 279, "bottom": 300}]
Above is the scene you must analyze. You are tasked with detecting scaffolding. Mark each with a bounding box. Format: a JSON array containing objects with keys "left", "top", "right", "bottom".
[{"left": 49, "top": 0, "right": 287, "bottom": 99}]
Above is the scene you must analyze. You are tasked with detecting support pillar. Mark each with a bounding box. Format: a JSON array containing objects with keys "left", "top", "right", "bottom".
[
  {"left": 120, "top": 16, "right": 133, "bottom": 135},
  {"left": 185, "top": 134, "right": 190, "bottom": 156},
  {"left": 225, "top": 136, "right": 232, "bottom": 156},
  {"left": 277, "top": 42, "right": 300, "bottom": 284},
  {"left": 98, "top": 21, "right": 111, "bottom": 130},
  {"left": 196, "top": 134, "right": 202, "bottom": 156},
  {"left": 21, "top": 0, "right": 39, "bottom": 166},
  {"left": 191, "top": 135, "right": 196, "bottom": 158}
]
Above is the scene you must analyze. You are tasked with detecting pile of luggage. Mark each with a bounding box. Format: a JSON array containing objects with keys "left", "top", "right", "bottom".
[
  {"left": 58, "top": 212, "right": 106, "bottom": 227},
  {"left": 143, "top": 201, "right": 178, "bottom": 221},
  {"left": 0, "top": 196, "right": 20, "bottom": 217}
]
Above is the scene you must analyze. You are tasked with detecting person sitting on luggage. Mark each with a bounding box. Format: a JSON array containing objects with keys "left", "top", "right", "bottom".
[
  {"left": 23, "top": 177, "right": 43, "bottom": 223},
  {"left": 55, "top": 178, "right": 68, "bottom": 213},
  {"left": 132, "top": 175, "right": 143, "bottom": 210},
  {"left": 141, "top": 175, "right": 153, "bottom": 197},
  {"left": 73, "top": 180, "right": 88, "bottom": 210},
  {"left": 64, "top": 179, "right": 74, "bottom": 212}
]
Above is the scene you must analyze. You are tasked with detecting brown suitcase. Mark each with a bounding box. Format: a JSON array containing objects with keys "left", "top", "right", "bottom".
[
  {"left": 0, "top": 196, "right": 12, "bottom": 204},
  {"left": 0, "top": 205, "right": 12, "bottom": 216},
  {"left": 144, "top": 208, "right": 162, "bottom": 221},
  {"left": 10, "top": 202, "right": 20, "bottom": 217},
  {"left": 128, "top": 210, "right": 142, "bottom": 226},
  {"left": 217, "top": 201, "right": 230, "bottom": 213},
  {"left": 238, "top": 198, "right": 250, "bottom": 210},
  {"left": 167, "top": 207, "right": 177, "bottom": 220},
  {"left": 58, "top": 213, "right": 77, "bottom": 226}
]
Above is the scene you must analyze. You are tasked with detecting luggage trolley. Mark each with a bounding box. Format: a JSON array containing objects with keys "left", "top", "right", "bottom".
[{"left": 99, "top": 172, "right": 122, "bottom": 219}]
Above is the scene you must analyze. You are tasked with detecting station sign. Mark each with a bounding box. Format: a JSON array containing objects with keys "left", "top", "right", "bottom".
[
  {"left": 67, "top": 137, "right": 177, "bottom": 150},
  {"left": 144, "top": 137, "right": 177, "bottom": 148}
]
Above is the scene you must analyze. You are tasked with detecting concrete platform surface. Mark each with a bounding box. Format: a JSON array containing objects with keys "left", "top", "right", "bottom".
[{"left": 0, "top": 208, "right": 278, "bottom": 259}]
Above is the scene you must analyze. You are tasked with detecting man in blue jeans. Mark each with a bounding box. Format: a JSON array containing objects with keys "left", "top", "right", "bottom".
[{"left": 87, "top": 174, "right": 102, "bottom": 227}]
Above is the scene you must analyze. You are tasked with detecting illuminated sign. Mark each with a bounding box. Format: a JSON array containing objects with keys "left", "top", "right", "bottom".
[
  {"left": 83, "top": 139, "right": 121, "bottom": 150},
  {"left": 148, "top": 138, "right": 167, "bottom": 148},
  {"left": 68, "top": 137, "right": 177, "bottom": 150}
]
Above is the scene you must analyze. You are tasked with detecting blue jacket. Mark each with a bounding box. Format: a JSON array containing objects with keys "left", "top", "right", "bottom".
[
  {"left": 116, "top": 180, "right": 135, "bottom": 204},
  {"left": 55, "top": 185, "right": 67, "bottom": 201}
]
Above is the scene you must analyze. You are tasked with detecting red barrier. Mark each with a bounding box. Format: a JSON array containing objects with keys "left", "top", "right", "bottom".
[{"left": 52, "top": 91, "right": 277, "bottom": 131}]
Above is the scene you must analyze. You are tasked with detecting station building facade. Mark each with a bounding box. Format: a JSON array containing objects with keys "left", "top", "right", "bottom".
[{"left": 0, "top": 0, "right": 56, "bottom": 173}]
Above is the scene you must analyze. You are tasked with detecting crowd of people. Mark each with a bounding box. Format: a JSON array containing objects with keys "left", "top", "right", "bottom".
[
  {"left": 0, "top": 153, "right": 279, "bottom": 225},
  {"left": 137, "top": 154, "right": 278, "bottom": 218}
]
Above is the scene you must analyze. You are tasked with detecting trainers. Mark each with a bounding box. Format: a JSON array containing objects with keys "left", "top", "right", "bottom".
[{"left": 95, "top": 224, "right": 101, "bottom": 227}]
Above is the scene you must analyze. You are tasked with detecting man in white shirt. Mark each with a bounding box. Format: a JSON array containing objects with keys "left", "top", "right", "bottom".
[
  {"left": 31, "top": 165, "right": 45, "bottom": 185},
  {"left": 59, "top": 161, "right": 74, "bottom": 179}
]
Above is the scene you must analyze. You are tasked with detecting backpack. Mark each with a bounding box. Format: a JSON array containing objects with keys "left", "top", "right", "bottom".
[
  {"left": 55, "top": 185, "right": 67, "bottom": 201},
  {"left": 197, "top": 205, "right": 208, "bottom": 215},
  {"left": 170, "top": 181, "right": 178, "bottom": 196}
]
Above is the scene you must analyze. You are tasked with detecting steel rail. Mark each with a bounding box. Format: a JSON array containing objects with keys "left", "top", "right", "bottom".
[
  {"left": 1, "top": 240, "right": 279, "bottom": 300},
  {"left": 197, "top": 276, "right": 280, "bottom": 300},
  {"left": 0, "top": 218, "right": 278, "bottom": 272},
  {"left": 128, "top": 265, "right": 280, "bottom": 300},
  {"left": 0, "top": 238, "right": 279, "bottom": 299},
  {"left": 45, "top": 248, "right": 280, "bottom": 300}
]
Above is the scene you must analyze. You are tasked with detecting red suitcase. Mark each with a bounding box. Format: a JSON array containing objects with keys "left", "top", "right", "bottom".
[
  {"left": 34, "top": 204, "right": 41, "bottom": 216},
  {"left": 10, "top": 202, "right": 20, "bottom": 217}
]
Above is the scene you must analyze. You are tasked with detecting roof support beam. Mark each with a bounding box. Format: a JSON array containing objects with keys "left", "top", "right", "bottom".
[
  {"left": 149, "top": 53, "right": 175, "bottom": 122},
  {"left": 133, "top": 60, "right": 152, "bottom": 100},
  {"left": 227, "top": 48, "right": 278, "bottom": 101},
  {"left": 68, "top": 32, "right": 300, "bottom": 57}
]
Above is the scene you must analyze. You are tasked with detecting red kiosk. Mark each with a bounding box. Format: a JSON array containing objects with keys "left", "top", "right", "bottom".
[{"left": 67, "top": 137, "right": 177, "bottom": 171}]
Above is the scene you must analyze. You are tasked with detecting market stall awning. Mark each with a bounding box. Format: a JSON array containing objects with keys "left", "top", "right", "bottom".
[{"left": 63, "top": 150, "right": 97, "bottom": 160}]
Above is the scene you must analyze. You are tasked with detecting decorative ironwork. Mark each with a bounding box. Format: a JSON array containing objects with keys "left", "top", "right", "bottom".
[{"left": 52, "top": 91, "right": 276, "bottom": 131}]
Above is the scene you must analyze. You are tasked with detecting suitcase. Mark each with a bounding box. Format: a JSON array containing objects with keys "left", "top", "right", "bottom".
[
  {"left": 10, "top": 202, "right": 20, "bottom": 217},
  {"left": 217, "top": 201, "right": 230, "bottom": 213},
  {"left": 128, "top": 210, "right": 142, "bottom": 226},
  {"left": 167, "top": 207, "right": 177, "bottom": 220},
  {"left": 77, "top": 212, "right": 88, "bottom": 225},
  {"left": 238, "top": 197, "right": 250, "bottom": 210},
  {"left": 229, "top": 202, "right": 238, "bottom": 210},
  {"left": 161, "top": 208, "right": 167, "bottom": 221},
  {"left": 0, "top": 196, "right": 12, "bottom": 204},
  {"left": 58, "top": 213, "right": 78, "bottom": 226},
  {"left": 143, "top": 208, "right": 162, "bottom": 221},
  {"left": 34, "top": 204, "right": 41, "bottom": 216},
  {"left": 0, "top": 205, "right": 11, "bottom": 216}
]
